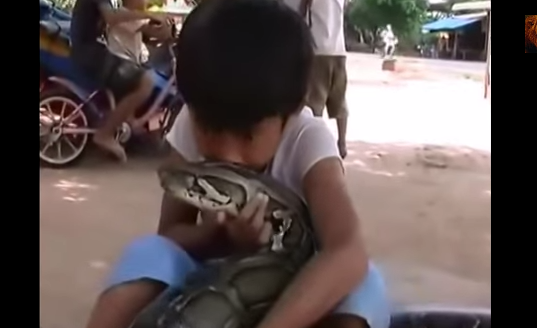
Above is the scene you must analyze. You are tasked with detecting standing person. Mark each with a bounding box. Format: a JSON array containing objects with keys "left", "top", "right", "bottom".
[
  {"left": 380, "top": 25, "right": 398, "bottom": 58},
  {"left": 70, "top": 0, "right": 169, "bottom": 161},
  {"left": 292, "top": 0, "right": 349, "bottom": 158}
]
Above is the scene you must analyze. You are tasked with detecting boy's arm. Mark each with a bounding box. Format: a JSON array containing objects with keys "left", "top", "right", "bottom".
[
  {"left": 157, "top": 148, "right": 198, "bottom": 234},
  {"left": 158, "top": 148, "right": 231, "bottom": 260},
  {"left": 158, "top": 107, "right": 232, "bottom": 260},
  {"left": 139, "top": 22, "right": 173, "bottom": 41},
  {"left": 257, "top": 123, "right": 369, "bottom": 328}
]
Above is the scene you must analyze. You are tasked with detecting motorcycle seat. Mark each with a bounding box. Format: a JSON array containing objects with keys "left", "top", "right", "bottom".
[
  {"left": 40, "top": 20, "right": 71, "bottom": 42},
  {"left": 151, "top": 61, "right": 172, "bottom": 78},
  {"left": 146, "top": 43, "right": 173, "bottom": 78}
]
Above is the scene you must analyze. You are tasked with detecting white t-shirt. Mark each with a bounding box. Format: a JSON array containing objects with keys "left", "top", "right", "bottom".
[
  {"left": 107, "top": 9, "right": 149, "bottom": 64},
  {"left": 165, "top": 107, "right": 341, "bottom": 199},
  {"left": 283, "top": 0, "right": 347, "bottom": 56}
]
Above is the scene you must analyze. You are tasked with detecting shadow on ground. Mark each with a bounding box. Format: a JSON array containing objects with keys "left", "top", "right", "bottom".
[
  {"left": 341, "top": 142, "right": 490, "bottom": 307},
  {"left": 39, "top": 141, "right": 491, "bottom": 328}
]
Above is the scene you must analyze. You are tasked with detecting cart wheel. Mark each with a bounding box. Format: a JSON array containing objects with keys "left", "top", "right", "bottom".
[{"left": 39, "top": 88, "right": 90, "bottom": 168}]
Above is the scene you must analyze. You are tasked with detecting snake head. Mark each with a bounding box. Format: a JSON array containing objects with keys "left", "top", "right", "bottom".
[
  {"left": 158, "top": 161, "right": 316, "bottom": 253},
  {"left": 157, "top": 163, "right": 248, "bottom": 214}
]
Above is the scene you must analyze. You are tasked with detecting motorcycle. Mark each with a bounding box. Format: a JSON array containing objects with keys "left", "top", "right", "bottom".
[
  {"left": 40, "top": 0, "right": 70, "bottom": 93},
  {"left": 39, "top": 7, "right": 184, "bottom": 168},
  {"left": 40, "top": 0, "right": 71, "bottom": 21}
]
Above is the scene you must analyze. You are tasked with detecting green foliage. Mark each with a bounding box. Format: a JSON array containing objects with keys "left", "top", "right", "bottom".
[
  {"left": 50, "top": 0, "right": 76, "bottom": 10},
  {"left": 346, "top": 0, "right": 428, "bottom": 41},
  {"left": 148, "top": 0, "right": 165, "bottom": 7},
  {"left": 49, "top": 0, "right": 165, "bottom": 11}
]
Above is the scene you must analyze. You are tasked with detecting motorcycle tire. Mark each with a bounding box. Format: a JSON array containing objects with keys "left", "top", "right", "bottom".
[{"left": 39, "top": 87, "right": 93, "bottom": 168}]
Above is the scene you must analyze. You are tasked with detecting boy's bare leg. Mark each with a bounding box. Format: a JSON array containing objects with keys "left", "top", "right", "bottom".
[
  {"left": 85, "top": 280, "right": 165, "bottom": 328},
  {"left": 336, "top": 117, "right": 348, "bottom": 159},
  {"left": 314, "top": 314, "right": 370, "bottom": 328},
  {"left": 93, "top": 72, "right": 154, "bottom": 162}
]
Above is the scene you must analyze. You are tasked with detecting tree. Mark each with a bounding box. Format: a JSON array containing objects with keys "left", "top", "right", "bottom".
[
  {"left": 346, "top": 0, "right": 428, "bottom": 46},
  {"left": 49, "top": 0, "right": 166, "bottom": 11},
  {"left": 50, "top": 0, "right": 76, "bottom": 11}
]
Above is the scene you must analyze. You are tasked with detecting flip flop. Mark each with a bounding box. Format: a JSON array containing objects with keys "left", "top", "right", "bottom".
[{"left": 94, "top": 137, "right": 128, "bottom": 163}]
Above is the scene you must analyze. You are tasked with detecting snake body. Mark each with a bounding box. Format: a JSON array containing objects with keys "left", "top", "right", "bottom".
[{"left": 132, "top": 161, "right": 317, "bottom": 328}]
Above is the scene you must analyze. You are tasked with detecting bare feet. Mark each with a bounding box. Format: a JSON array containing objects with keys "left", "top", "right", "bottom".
[
  {"left": 338, "top": 140, "right": 347, "bottom": 159},
  {"left": 94, "top": 134, "right": 127, "bottom": 162}
]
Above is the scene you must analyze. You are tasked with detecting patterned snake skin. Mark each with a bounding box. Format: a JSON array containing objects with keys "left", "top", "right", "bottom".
[
  {"left": 390, "top": 307, "right": 491, "bottom": 328},
  {"left": 132, "top": 161, "right": 317, "bottom": 328}
]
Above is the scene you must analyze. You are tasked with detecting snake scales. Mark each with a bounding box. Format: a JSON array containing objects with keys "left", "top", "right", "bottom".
[{"left": 132, "top": 161, "right": 317, "bottom": 328}]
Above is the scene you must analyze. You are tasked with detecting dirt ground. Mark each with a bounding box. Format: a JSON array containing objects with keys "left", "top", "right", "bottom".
[{"left": 39, "top": 54, "right": 491, "bottom": 328}]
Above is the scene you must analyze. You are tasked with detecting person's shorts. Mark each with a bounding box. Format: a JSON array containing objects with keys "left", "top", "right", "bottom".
[
  {"left": 105, "top": 234, "right": 391, "bottom": 328},
  {"left": 305, "top": 55, "right": 349, "bottom": 119},
  {"left": 71, "top": 45, "right": 146, "bottom": 100}
]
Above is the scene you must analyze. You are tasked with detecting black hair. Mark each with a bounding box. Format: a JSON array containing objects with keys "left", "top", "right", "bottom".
[{"left": 174, "top": 0, "right": 314, "bottom": 136}]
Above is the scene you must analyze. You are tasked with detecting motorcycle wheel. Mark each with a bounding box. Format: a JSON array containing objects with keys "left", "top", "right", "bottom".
[{"left": 39, "top": 88, "right": 90, "bottom": 168}]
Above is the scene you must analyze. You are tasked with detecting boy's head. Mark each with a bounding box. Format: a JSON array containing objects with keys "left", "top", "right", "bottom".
[{"left": 174, "top": 0, "right": 314, "bottom": 165}]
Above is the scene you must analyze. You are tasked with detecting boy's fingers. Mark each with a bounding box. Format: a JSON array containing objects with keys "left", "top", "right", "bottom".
[
  {"left": 238, "top": 193, "right": 264, "bottom": 222},
  {"left": 216, "top": 211, "right": 226, "bottom": 225},
  {"left": 250, "top": 194, "right": 269, "bottom": 231},
  {"left": 258, "top": 222, "right": 273, "bottom": 245}
]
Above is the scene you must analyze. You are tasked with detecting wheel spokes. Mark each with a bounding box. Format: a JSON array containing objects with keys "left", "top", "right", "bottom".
[
  {"left": 42, "top": 102, "right": 53, "bottom": 115},
  {"left": 39, "top": 96, "right": 90, "bottom": 165},
  {"left": 60, "top": 101, "right": 67, "bottom": 118},
  {"left": 55, "top": 141, "right": 62, "bottom": 159},
  {"left": 63, "top": 107, "right": 84, "bottom": 125},
  {"left": 63, "top": 136, "right": 78, "bottom": 153},
  {"left": 41, "top": 140, "right": 54, "bottom": 155}
]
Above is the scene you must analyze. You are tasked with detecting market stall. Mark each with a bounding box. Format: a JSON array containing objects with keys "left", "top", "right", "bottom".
[{"left": 452, "top": 1, "right": 491, "bottom": 99}]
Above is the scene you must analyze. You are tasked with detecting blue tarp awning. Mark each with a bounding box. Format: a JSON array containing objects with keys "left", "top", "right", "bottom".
[{"left": 422, "top": 17, "right": 481, "bottom": 32}]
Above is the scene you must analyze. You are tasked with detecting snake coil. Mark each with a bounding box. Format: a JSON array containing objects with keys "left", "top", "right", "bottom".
[{"left": 132, "top": 162, "right": 317, "bottom": 328}]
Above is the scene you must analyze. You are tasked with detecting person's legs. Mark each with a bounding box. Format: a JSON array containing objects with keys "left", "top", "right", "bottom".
[
  {"left": 94, "top": 55, "right": 154, "bottom": 162},
  {"left": 304, "top": 55, "right": 330, "bottom": 117},
  {"left": 326, "top": 55, "right": 349, "bottom": 159},
  {"left": 85, "top": 234, "right": 198, "bottom": 328},
  {"left": 313, "top": 262, "right": 391, "bottom": 328}
]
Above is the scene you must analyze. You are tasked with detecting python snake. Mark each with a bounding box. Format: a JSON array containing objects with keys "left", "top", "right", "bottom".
[{"left": 132, "top": 161, "right": 317, "bottom": 328}]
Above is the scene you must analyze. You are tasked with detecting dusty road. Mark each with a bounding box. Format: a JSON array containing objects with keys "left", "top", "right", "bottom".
[
  {"left": 347, "top": 52, "right": 487, "bottom": 76},
  {"left": 40, "top": 57, "right": 491, "bottom": 328}
]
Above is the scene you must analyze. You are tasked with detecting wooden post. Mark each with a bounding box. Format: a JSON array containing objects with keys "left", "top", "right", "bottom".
[
  {"left": 484, "top": 10, "right": 491, "bottom": 98},
  {"left": 452, "top": 32, "right": 459, "bottom": 59}
]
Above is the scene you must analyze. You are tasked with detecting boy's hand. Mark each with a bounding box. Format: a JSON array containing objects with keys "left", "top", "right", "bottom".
[
  {"left": 217, "top": 193, "right": 273, "bottom": 252},
  {"left": 146, "top": 12, "right": 172, "bottom": 24}
]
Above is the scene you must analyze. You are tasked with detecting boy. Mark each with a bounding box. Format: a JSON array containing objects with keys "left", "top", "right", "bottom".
[
  {"left": 70, "top": 0, "right": 169, "bottom": 161},
  {"left": 106, "top": 0, "right": 150, "bottom": 65},
  {"left": 106, "top": 0, "right": 171, "bottom": 129},
  {"left": 84, "top": 1, "right": 390, "bottom": 328}
]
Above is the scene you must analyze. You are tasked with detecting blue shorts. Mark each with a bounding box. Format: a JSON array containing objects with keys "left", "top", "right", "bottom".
[{"left": 106, "top": 235, "right": 391, "bottom": 328}]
